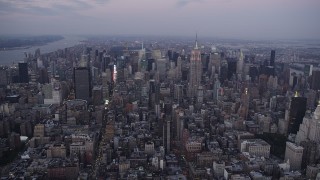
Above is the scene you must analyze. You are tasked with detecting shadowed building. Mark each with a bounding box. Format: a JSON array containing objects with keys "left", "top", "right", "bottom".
[
  {"left": 288, "top": 94, "right": 307, "bottom": 134},
  {"left": 73, "top": 67, "right": 92, "bottom": 103},
  {"left": 19, "top": 62, "right": 29, "bottom": 83}
]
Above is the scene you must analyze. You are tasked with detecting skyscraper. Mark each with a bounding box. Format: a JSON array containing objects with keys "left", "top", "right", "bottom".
[
  {"left": 296, "top": 102, "right": 320, "bottom": 144},
  {"left": 188, "top": 35, "right": 202, "bottom": 97},
  {"left": 18, "top": 62, "right": 29, "bottom": 83},
  {"left": 288, "top": 94, "right": 307, "bottom": 134},
  {"left": 236, "top": 49, "right": 244, "bottom": 76},
  {"left": 163, "top": 120, "right": 171, "bottom": 153},
  {"left": 73, "top": 67, "right": 91, "bottom": 102},
  {"left": 311, "top": 70, "right": 320, "bottom": 90},
  {"left": 0, "top": 69, "right": 7, "bottom": 86},
  {"left": 209, "top": 52, "right": 220, "bottom": 76},
  {"left": 175, "top": 56, "right": 182, "bottom": 80},
  {"left": 270, "top": 50, "right": 275, "bottom": 66},
  {"left": 213, "top": 75, "right": 220, "bottom": 103},
  {"left": 116, "top": 56, "right": 126, "bottom": 83}
]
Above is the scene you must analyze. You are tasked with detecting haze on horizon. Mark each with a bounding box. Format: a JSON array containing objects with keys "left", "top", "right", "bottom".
[{"left": 0, "top": 0, "right": 319, "bottom": 40}]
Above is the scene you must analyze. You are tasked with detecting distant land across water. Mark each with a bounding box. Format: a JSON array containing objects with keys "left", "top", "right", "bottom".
[
  {"left": 0, "top": 35, "right": 64, "bottom": 49},
  {"left": 0, "top": 35, "right": 85, "bottom": 65}
]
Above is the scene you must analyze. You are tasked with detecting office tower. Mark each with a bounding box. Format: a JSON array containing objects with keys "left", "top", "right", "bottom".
[
  {"left": 38, "top": 68, "right": 49, "bottom": 84},
  {"left": 163, "top": 120, "right": 171, "bottom": 153},
  {"left": 73, "top": 67, "right": 91, "bottom": 102},
  {"left": 209, "top": 52, "right": 220, "bottom": 76},
  {"left": 147, "top": 58, "right": 155, "bottom": 71},
  {"left": 213, "top": 75, "right": 220, "bottom": 102},
  {"left": 238, "top": 88, "right": 249, "bottom": 120},
  {"left": 236, "top": 49, "right": 244, "bottom": 75},
  {"left": 18, "top": 62, "right": 29, "bottom": 83},
  {"left": 0, "top": 69, "right": 7, "bottom": 86},
  {"left": 285, "top": 142, "right": 303, "bottom": 171},
  {"left": 197, "top": 86, "right": 204, "bottom": 104},
  {"left": 188, "top": 35, "right": 202, "bottom": 97},
  {"left": 138, "top": 44, "right": 146, "bottom": 72},
  {"left": 300, "top": 141, "right": 317, "bottom": 169},
  {"left": 174, "top": 84, "right": 183, "bottom": 103},
  {"left": 305, "top": 90, "right": 317, "bottom": 109},
  {"left": 116, "top": 56, "right": 126, "bottom": 83},
  {"left": 270, "top": 50, "right": 275, "bottom": 66},
  {"left": 220, "top": 60, "right": 228, "bottom": 83},
  {"left": 311, "top": 70, "right": 320, "bottom": 90},
  {"left": 174, "top": 109, "right": 184, "bottom": 141},
  {"left": 288, "top": 95, "right": 307, "bottom": 134},
  {"left": 156, "top": 58, "right": 167, "bottom": 81},
  {"left": 167, "top": 50, "right": 173, "bottom": 61},
  {"left": 101, "top": 72, "right": 110, "bottom": 99},
  {"left": 92, "top": 86, "right": 103, "bottom": 105},
  {"left": 101, "top": 55, "right": 111, "bottom": 72},
  {"left": 175, "top": 56, "right": 182, "bottom": 80},
  {"left": 304, "top": 64, "right": 313, "bottom": 77},
  {"left": 227, "top": 60, "right": 237, "bottom": 80},
  {"left": 249, "top": 65, "right": 259, "bottom": 82},
  {"left": 148, "top": 79, "right": 156, "bottom": 107},
  {"left": 79, "top": 54, "right": 89, "bottom": 67},
  {"left": 201, "top": 53, "right": 209, "bottom": 72}
]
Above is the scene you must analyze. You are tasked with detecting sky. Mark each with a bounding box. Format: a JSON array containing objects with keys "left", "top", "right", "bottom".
[{"left": 0, "top": 0, "right": 320, "bottom": 40}]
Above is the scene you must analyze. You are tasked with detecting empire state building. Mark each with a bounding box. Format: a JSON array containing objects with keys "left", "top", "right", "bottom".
[{"left": 188, "top": 35, "right": 202, "bottom": 98}]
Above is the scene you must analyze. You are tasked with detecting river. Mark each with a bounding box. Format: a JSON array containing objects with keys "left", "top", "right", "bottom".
[{"left": 0, "top": 35, "right": 85, "bottom": 65}]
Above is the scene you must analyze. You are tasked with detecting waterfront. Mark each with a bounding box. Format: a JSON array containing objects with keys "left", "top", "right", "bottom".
[{"left": 0, "top": 36, "right": 85, "bottom": 65}]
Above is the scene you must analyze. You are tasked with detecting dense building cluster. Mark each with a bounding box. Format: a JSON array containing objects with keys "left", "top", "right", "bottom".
[{"left": 0, "top": 36, "right": 320, "bottom": 179}]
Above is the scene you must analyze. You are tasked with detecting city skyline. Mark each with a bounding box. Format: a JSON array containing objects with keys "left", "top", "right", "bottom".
[{"left": 0, "top": 0, "right": 320, "bottom": 40}]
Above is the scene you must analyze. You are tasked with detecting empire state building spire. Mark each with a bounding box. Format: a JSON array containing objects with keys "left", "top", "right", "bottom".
[{"left": 195, "top": 33, "right": 199, "bottom": 49}]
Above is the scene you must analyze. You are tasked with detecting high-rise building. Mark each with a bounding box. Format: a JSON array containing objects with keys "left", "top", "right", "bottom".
[
  {"left": 213, "top": 75, "right": 220, "bottom": 103},
  {"left": 156, "top": 58, "right": 167, "bottom": 81},
  {"left": 227, "top": 59, "right": 237, "bottom": 80},
  {"left": 174, "top": 109, "right": 184, "bottom": 141},
  {"left": 288, "top": 95, "right": 307, "bottom": 134},
  {"left": 188, "top": 35, "right": 202, "bottom": 97},
  {"left": 236, "top": 49, "right": 244, "bottom": 75},
  {"left": 73, "top": 67, "right": 91, "bottom": 103},
  {"left": 163, "top": 120, "right": 171, "bottom": 153},
  {"left": 116, "top": 56, "right": 126, "bottom": 83},
  {"left": 300, "top": 141, "right": 317, "bottom": 169},
  {"left": 197, "top": 86, "right": 204, "bottom": 104},
  {"left": 101, "top": 55, "right": 111, "bottom": 72},
  {"left": 0, "top": 69, "right": 7, "bottom": 86},
  {"left": 238, "top": 88, "right": 249, "bottom": 120},
  {"left": 174, "top": 84, "right": 183, "bottom": 103},
  {"left": 284, "top": 142, "right": 303, "bottom": 171},
  {"left": 175, "top": 56, "right": 182, "bottom": 80},
  {"left": 101, "top": 72, "right": 110, "bottom": 99},
  {"left": 249, "top": 65, "right": 259, "bottom": 82},
  {"left": 209, "top": 52, "right": 220, "bottom": 76},
  {"left": 220, "top": 60, "right": 228, "bottom": 83},
  {"left": 18, "top": 62, "right": 29, "bottom": 83},
  {"left": 296, "top": 102, "right": 320, "bottom": 144},
  {"left": 311, "top": 70, "right": 320, "bottom": 90},
  {"left": 270, "top": 50, "right": 275, "bottom": 66}
]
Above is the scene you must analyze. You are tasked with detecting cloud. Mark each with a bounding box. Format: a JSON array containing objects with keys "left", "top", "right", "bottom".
[
  {"left": 0, "top": 0, "right": 109, "bottom": 16},
  {"left": 175, "top": 0, "right": 205, "bottom": 7}
]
